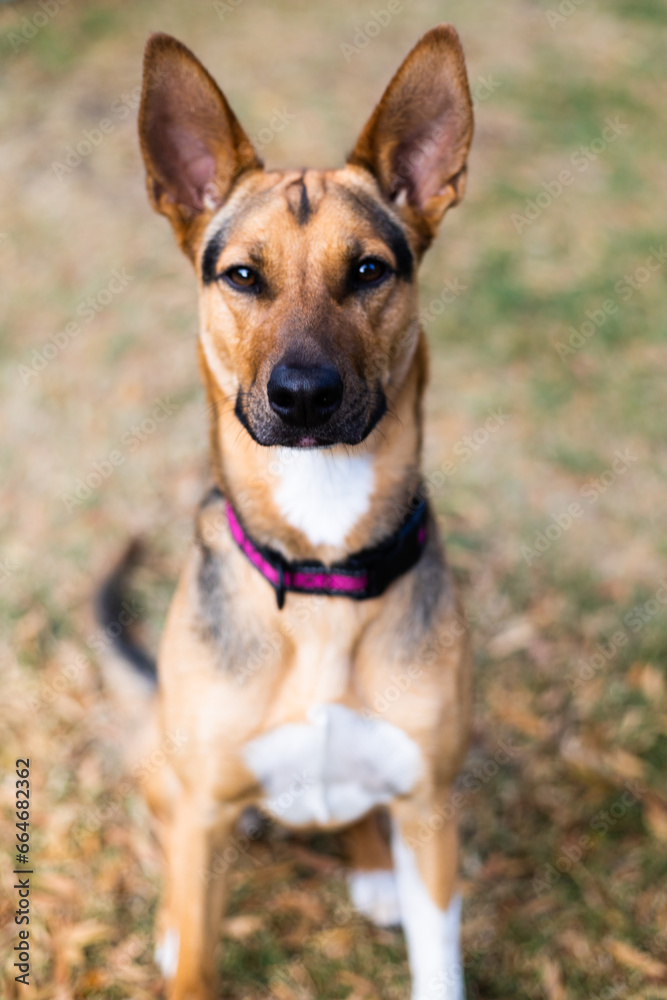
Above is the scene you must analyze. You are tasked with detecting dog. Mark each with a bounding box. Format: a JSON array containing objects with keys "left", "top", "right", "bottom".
[{"left": 103, "top": 24, "right": 475, "bottom": 1000}]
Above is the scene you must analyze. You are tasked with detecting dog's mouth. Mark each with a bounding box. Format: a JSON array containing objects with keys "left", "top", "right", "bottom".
[{"left": 234, "top": 382, "right": 387, "bottom": 449}]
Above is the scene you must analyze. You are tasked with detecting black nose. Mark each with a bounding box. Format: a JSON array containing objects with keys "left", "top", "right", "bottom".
[{"left": 267, "top": 364, "right": 344, "bottom": 428}]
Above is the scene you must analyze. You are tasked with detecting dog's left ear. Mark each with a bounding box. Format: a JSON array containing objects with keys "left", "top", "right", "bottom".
[
  {"left": 348, "top": 24, "right": 473, "bottom": 246},
  {"left": 139, "top": 33, "right": 261, "bottom": 254}
]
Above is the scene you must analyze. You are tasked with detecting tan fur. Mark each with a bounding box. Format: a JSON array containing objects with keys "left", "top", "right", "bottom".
[
  {"left": 137, "top": 25, "right": 474, "bottom": 999},
  {"left": 343, "top": 811, "right": 394, "bottom": 872}
]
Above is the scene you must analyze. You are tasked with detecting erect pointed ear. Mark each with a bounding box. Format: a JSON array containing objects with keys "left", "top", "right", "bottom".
[
  {"left": 139, "top": 33, "right": 261, "bottom": 254},
  {"left": 348, "top": 25, "right": 473, "bottom": 246}
]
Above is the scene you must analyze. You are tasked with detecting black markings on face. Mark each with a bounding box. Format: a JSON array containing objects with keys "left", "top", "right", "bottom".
[
  {"left": 201, "top": 218, "right": 233, "bottom": 285},
  {"left": 285, "top": 175, "right": 311, "bottom": 226},
  {"left": 335, "top": 184, "right": 414, "bottom": 282}
]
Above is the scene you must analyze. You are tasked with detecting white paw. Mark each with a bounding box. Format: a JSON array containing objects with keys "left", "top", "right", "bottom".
[
  {"left": 154, "top": 927, "right": 179, "bottom": 979},
  {"left": 348, "top": 869, "right": 402, "bottom": 928}
]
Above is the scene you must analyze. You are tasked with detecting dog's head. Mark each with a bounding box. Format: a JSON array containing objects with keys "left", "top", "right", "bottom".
[{"left": 139, "top": 27, "right": 473, "bottom": 449}]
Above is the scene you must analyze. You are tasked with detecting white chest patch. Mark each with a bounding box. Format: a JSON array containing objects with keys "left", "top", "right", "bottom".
[
  {"left": 273, "top": 449, "right": 375, "bottom": 547},
  {"left": 242, "top": 703, "right": 422, "bottom": 827}
]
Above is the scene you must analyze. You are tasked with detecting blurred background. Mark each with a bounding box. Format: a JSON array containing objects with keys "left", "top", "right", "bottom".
[{"left": 1, "top": 0, "right": 666, "bottom": 997}]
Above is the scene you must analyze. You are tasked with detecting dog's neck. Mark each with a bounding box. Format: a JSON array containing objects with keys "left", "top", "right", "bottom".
[{"left": 200, "top": 331, "right": 428, "bottom": 565}]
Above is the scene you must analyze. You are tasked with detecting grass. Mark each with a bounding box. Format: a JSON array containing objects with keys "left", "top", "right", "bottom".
[{"left": 1, "top": 0, "right": 666, "bottom": 997}]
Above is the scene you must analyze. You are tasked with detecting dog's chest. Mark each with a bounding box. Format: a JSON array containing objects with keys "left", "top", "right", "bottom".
[
  {"left": 242, "top": 703, "right": 422, "bottom": 827},
  {"left": 272, "top": 448, "right": 375, "bottom": 547}
]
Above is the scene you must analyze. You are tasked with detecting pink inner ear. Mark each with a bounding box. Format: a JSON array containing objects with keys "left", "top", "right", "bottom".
[
  {"left": 391, "top": 106, "right": 465, "bottom": 207},
  {"left": 183, "top": 152, "right": 217, "bottom": 209},
  {"left": 160, "top": 121, "right": 218, "bottom": 211}
]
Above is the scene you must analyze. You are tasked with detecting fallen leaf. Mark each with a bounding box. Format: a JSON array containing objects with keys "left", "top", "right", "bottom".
[
  {"left": 36, "top": 873, "right": 81, "bottom": 901},
  {"left": 540, "top": 957, "right": 566, "bottom": 1000},
  {"left": 272, "top": 888, "right": 326, "bottom": 923},
  {"left": 556, "top": 928, "right": 593, "bottom": 962},
  {"left": 639, "top": 665, "right": 665, "bottom": 700},
  {"left": 77, "top": 969, "right": 107, "bottom": 990},
  {"left": 561, "top": 736, "right": 645, "bottom": 783},
  {"left": 311, "top": 926, "right": 353, "bottom": 960},
  {"left": 644, "top": 798, "right": 667, "bottom": 842},
  {"left": 488, "top": 619, "right": 535, "bottom": 659},
  {"left": 222, "top": 914, "right": 263, "bottom": 940},
  {"left": 339, "top": 969, "right": 379, "bottom": 998},
  {"left": 479, "top": 853, "right": 528, "bottom": 879},
  {"left": 606, "top": 748, "right": 645, "bottom": 780},
  {"left": 62, "top": 919, "right": 111, "bottom": 949},
  {"left": 490, "top": 701, "right": 548, "bottom": 739},
  {"left": 269, "top": 981, "right": 302, "bottom": 1000},
  {"left": 606, "top": 938, "right": 667, "bottom": 978},
  {"left": 51, "top": 920, "right": 112, "bottom": 984}
]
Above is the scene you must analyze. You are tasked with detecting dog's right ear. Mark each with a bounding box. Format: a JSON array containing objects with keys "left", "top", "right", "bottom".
[{"left": 139, "top": 33, "right": 261, "bottom": 255}]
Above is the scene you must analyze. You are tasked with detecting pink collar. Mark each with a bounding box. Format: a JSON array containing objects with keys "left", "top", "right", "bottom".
[{"left": 224, "top": 494, "right": 428, "bottom": 609}]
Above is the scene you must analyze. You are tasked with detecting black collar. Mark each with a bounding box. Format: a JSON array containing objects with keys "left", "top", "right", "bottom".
[{"left": 224, "top": 493, "right": 428, "bottom": 610}]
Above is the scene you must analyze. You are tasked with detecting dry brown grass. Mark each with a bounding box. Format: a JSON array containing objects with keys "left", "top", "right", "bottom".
[{"left": 1, "top": 0, "right": 666, "bottom": 996}]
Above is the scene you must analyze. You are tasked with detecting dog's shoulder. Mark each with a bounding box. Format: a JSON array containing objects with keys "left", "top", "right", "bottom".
[{"left": 363, "top": 507, "right": 468, "bottom": 669}]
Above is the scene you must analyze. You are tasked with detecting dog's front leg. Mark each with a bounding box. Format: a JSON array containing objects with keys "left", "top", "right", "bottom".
[
  {"left": 390, "top": 793, "right": 464, "bottom": 1000},
  {"left": 156, "top": 792, "right": 238, "bottom": 1000}
]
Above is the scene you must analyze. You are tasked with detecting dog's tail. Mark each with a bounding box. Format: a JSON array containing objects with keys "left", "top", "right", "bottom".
[
  {"left": 95, "top": 540, "right": 156, "bottom": 681},
  {"left": 94, "top": 541, "right": 157, "bottom": 711}
]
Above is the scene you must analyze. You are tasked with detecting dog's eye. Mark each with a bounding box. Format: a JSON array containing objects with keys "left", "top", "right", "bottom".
[
  {"left": 353, "top": 258, "right": 388, "bottom": 286},
  {"left": 223, "top": 266, "right": 259, "bottom": 290}
]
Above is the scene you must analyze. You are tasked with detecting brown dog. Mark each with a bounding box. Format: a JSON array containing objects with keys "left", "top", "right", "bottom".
[{"left": 122, "top": 23, "right": 474, "bottom": 1000}]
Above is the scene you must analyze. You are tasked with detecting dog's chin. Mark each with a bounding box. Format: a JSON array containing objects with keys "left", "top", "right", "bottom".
[
  {"left": 234, "top": 393, "right": 387, "bottom": 450},
  {"left": 239, "top": 422, "right": 368, "bottom": 449}
]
